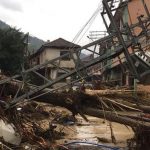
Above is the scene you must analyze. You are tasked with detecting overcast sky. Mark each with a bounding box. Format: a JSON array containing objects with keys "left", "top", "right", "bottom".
[{"left": 0, "top": 0, "right": 106, "bottom": 45}]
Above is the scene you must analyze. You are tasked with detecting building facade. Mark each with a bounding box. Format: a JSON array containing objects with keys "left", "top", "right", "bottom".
[
  {"left": 101, "top": 0, "right": 150, "bottom": 86},
  {"left": 30, "top": 38, "right": 80, "bottom": 87}
]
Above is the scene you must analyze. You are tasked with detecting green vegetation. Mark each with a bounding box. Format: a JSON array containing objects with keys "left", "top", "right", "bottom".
[
  {"left": 0, "top": 27, "right": 26, "bottom": 75},
  {"left": 0, "top": 20, "right": 45, "bottom": 53},
  {"left": 0, "top": 20, "right": 45, "bottom": 75}
]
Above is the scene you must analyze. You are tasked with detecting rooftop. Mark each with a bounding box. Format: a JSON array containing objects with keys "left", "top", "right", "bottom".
[
  {"left": 30, "top": 38, "right": 81, "bottom": 58},
  {"left": 44, "top": 38, "right": 80, "bottom": 49}
]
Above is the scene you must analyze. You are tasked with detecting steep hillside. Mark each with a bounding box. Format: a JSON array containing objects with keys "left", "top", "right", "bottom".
[
  {"left": 0, "top": 20, "right": 10, "bottom": 29},
  {"left": 0, "top": 20, "right": 45, "bottom": 52}
]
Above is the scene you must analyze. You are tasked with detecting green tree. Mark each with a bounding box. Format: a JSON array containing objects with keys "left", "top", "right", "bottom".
[{"left": 0, "top": 27, "right": 26, "bottom": 75}]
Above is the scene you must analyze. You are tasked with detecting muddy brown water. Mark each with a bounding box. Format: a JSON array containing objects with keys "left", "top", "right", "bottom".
[
  {"left": 35, "top": 105, "right": 134, "bottom": 149},
  {"left": 56, "top": 116, "right": 134, "bottom": 149}
]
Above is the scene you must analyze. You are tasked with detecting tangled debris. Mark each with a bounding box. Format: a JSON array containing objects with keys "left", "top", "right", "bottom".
[
  {"left": 0, "top": 102, "right": 72, "bottom": 149},
  {"left": 0, "top": 79, "right": 150, "bottom": 149}
]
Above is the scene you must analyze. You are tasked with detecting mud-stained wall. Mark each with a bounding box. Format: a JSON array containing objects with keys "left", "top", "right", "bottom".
[{"left": 128, "top": 0, "right": 150, "bottom": 35}]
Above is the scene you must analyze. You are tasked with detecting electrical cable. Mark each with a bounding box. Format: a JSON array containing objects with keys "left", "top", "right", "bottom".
[
  {"left": 72, "top": 2, "right": 103, "bottom": 44},
  {"left": 74, "top": 6, "right": 102, "bottom": 44}
]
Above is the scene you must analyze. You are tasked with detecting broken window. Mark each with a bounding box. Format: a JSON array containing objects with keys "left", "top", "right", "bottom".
[{"left": 60, "top": 51, "right": 70, "bottom": 60}]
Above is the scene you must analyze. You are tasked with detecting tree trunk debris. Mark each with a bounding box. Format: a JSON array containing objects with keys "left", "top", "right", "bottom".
[{"left": 0, "top": 76, "right": 150, "bottom": 149}]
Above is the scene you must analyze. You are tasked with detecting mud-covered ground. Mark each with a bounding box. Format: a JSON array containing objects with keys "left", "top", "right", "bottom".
[
  {"left": 31, "top": 104, "right": 134, "bottom": 149},
  {"left": 57, "top": 116, "right": 134, "bottom": 146}
]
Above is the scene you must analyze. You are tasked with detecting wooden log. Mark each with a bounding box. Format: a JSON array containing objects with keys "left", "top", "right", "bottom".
[
  {"left": 1, "top": 77, "right": 150, "bottom": 129},
  {"left": 81, "top": 107, "right": 150, "bottom": 129},
  {"left": 102, "top": 97, "right": 141, "bottom": 111},
  {"left": 138, "top": 105, "right": 150, "bottom": 113}
]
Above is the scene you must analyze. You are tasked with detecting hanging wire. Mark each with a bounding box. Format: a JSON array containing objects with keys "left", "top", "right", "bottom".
[{"left": 72, "top": 2, "right": 103, "bottom": 44}]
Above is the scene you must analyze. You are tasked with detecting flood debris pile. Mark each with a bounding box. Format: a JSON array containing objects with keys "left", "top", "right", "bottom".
[
  {"left": 0, "top": 102, "right": 73, "bottom": 149},
  {"left": 0, "top": 80, "right": 150, "bottom": 149}
]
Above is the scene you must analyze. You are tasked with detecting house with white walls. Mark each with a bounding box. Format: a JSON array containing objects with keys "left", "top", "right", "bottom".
[{"left": 30, "top": 38, "right": 80, "bottom": 87}]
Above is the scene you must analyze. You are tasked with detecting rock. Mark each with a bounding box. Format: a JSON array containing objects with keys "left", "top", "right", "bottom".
[{"left": 0, "top": 119, "right": 21, "bottom": 145}]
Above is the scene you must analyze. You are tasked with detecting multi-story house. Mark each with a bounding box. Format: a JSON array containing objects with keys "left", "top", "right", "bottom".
[{"left": 30, "top": 38, "right": 80, "bottom": 87}]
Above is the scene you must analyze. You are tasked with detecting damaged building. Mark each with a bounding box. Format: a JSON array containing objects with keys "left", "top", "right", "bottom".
[
  {"left": 30, "top": 38, "right": 80, "bottom": 87},
  {"left": 0, "top": 0, "right": 150, "bottom": 149},
  {"left": 100, "top": 0, "right": 150, "bottom": 86}
]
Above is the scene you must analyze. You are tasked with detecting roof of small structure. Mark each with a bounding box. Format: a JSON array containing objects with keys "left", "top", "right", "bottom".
[
  {"left": 30, "top": 38, "right": 81, "bottom": 58},
  {"left": 44, "top": 38, "right": 80, "bottom": 49}
]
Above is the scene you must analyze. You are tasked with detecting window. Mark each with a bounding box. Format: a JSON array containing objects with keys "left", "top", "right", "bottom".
[{"left": 60, "top": 51, "right": 70, "bottom": 60}]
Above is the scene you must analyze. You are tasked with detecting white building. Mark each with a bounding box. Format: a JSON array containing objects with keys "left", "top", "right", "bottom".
[{"left": 30, "top": 38, "right": 80, "bottom": 87}]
